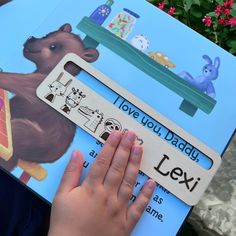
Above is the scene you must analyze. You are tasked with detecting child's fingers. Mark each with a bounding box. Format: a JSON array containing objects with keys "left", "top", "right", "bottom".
[
  {"left": 84, "top": 131, "right": 122, "bottom": 187},
  {"left": 104, "top": 131, "right": 136, "bottom": 192},
  {"left": 127, "top": 179, "right": 156, "bottom": 229},
  {"left": 118, "top": 145, "right": 143, "bottom": 203},
  {"left": 56, "top": 151, "right": 84, "bottom": 194}
]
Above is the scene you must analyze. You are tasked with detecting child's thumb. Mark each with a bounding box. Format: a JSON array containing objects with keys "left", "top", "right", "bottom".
[{"left": 57, "top": 151, "right": 84, "bottom": 194}]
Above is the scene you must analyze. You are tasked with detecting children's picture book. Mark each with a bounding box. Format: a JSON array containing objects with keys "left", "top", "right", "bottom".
[{"left": 0, "top": 0, "right": 235, "bottom": 235}]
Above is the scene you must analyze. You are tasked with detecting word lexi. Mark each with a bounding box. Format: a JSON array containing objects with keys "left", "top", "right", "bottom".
[{"left": 154, "top": 155, "right": 201, "bottom": 193}]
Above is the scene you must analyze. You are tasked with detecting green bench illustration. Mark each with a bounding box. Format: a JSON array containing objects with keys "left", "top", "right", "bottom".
[{"left": 77, "top": 16, "right": 217, "bottom": 117}]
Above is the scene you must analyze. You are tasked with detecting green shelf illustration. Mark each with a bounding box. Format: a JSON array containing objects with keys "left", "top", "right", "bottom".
[{"left": 77, "top": 17, "right": 217, "bottom": 117}]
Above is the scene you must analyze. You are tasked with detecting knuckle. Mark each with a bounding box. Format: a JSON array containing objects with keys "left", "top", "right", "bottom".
[
  {"left": 87, "top": 169, "right": 98, "bottom": 179},
  {"left": 96, "top": 155, "right": 107, "bottom": 167},
  {"left": 120, "top": 188, "right": 133, "bottom": 200},
  {"left": 123, "top": 178, "right": 135, "bottom": 191},
  {"left": 140, "top": 191, "right": 151, "bottom": 203},
  {"left": 83, "top": 182, "right": 96, "bottom": 195},
  {"left": 130, "top": 208, "right": 142, "bottom": 221},
  {"left": 135, "top": 202, "right": 146, "bottom": 215},
  {"left": 110, "top": 206, "right": 120, "bottom": 217},
  {"left": 111, "top": 162, "right": 124, "bottom": 174},
  {"left": 107, "top": 198, "right": 120, "bottom": 216},
  {"left": 107, "top": 138, "right": 118, "bottom": 148},
  {"left": 120, "top": 141, "right": 132, "bottom": 152}
]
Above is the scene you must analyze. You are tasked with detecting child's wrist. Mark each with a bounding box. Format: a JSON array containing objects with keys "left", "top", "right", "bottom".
[{"left": 48, "top": 227, "right": 83, "bottom": 236}]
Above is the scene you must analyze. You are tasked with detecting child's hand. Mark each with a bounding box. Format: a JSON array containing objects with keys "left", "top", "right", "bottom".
[
  {"left": 0, "top": 98, "right": 3, "bottom": 111},
  {"left": 48, "top": 131, "right": 156, "bottom": 236}
]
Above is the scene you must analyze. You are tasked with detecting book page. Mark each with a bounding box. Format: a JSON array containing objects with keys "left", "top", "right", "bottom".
[{"left": 0, "top": 0, "right": 235, "bottom": 235}]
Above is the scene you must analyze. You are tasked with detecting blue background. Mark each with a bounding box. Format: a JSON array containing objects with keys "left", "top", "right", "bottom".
[{"left": 0, "top": 0, "right": 235, "bottom": 235}]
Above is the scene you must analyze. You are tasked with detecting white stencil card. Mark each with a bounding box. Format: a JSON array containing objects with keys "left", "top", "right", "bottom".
[{"left": 36, "top": 53, "right": 222, "bottom": 206}]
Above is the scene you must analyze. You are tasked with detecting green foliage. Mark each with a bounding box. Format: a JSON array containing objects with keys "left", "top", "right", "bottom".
[{"left": 148, "top": 0, "right": 236, "bottom": 56}]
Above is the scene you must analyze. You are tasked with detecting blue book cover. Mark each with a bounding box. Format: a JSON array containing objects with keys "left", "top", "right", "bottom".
[{"left": 0, "top": 0, "right": 235, "bottom": 235}]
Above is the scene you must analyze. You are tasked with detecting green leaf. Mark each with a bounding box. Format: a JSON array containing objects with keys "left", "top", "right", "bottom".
[
  {"left": 184, "top": 0, "right": 201, "bottom": 12},
  {"left": 230, "top": 27, "right": 236, "bottom": 32},
  {"left": 193, "top": 0, "right": 200, "bottom": 6},
  {"left": 205, "top": 28, "right": 212, "bottom": 33},
  {"left": 227, "top": 40, "right": 236, "bottom": 47},
  {"left": 174, "top": 9, "right": 185, "bottom": 16},
  {"left": 232, "top": 3, "right": 236, "bottom": 10},
  {"left": 230, "top": 9, "right": 236, "bottom": 17},
  {"left": 215, "top": 0, "right": 224, "bottom": 4},
  {"left": 230, "top": 47, "right": 236, "bottom": 54},
  {"left": 184, "top": 0, "right": 194, "bottom": 12},
  {"left": 207, "top": 12, "right": 218, "bottom": 17},
  {"left": 191, "top": 7, "right": 203, "bottom": 18},
  {"left": 198, "top": 0, "right": 213, "bottom": 10}
]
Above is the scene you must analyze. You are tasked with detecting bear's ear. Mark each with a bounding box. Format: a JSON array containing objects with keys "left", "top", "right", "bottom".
[
  {"left": 59, "top": 24, "right": 72, "bottom": 33},
  {"left": 83, "top": 48, "right": 99, "bottom": 63}
]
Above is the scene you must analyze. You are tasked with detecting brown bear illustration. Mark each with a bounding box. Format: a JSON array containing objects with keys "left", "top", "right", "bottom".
[
  {"left": 0, "top": 23, "right": 99, "bottom": 171},
  {"left": 0, "top": 0, "right": 11, "bottom": 7}
]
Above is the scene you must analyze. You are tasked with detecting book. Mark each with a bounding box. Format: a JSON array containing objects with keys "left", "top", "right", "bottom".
[{"left": 0, "top": 0, "right": 235, "bottom": 235}]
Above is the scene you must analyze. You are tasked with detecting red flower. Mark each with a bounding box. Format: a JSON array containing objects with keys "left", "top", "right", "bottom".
[
  {"left": 222, "top": 8, "right": 231, "bottom": 16},
  {"left": 168, "top": 7, "right": 176, "bottom": 16},
  {"left": 215, "top": 5, "right": 222, "bottom": 15},
  {"left": 223, "top": 0, "right": 233, "bottom": 8},
  {"left": 157, "top": 1, "right": 165, "bottom": 10},
  {"left": 228, "top": 17, "right": 236, "bottom": 26},
  {"left": 215, "top": 0, "right": 233, "bottom": 17},
  {"left": 218, "top": 18, "right": 225, "bottom": 25},
  {"left": 224, "top": 19, "right": 230, "bottom": 25},
  {"left": 202, "top": 16, "right": 212, "bottom": 27}
]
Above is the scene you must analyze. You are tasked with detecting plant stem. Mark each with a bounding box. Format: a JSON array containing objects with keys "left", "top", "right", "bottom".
[{"left": 213, "top": 24, "right": 219, "bottom": 45}]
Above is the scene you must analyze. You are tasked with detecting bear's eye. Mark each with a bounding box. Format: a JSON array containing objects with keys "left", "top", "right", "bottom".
[{"left": 49, "top": 44, "right": 58, "bottom": 51}]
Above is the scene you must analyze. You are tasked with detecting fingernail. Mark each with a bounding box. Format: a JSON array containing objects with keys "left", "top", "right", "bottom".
[
  {"left": 133, "top": 146, "right": 143, "bottom": 156},
  {"left": 126, "top": 131, "right": 136, "bottom": 142},
  {"left": 71, "top": 151, "right": 78, "bottom": 161},
  {"left": 147, "top": 179, "right": 156, "bottom": 190}
]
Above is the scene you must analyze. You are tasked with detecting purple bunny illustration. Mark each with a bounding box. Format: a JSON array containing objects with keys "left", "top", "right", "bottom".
[{"left": 179, "top": 55, "right": 221, "bottom": 98}]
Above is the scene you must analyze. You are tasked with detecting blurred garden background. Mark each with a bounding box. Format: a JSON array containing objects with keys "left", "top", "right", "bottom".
[{"left": 148, "top": 0, "right": 236, "bottom": 55}]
